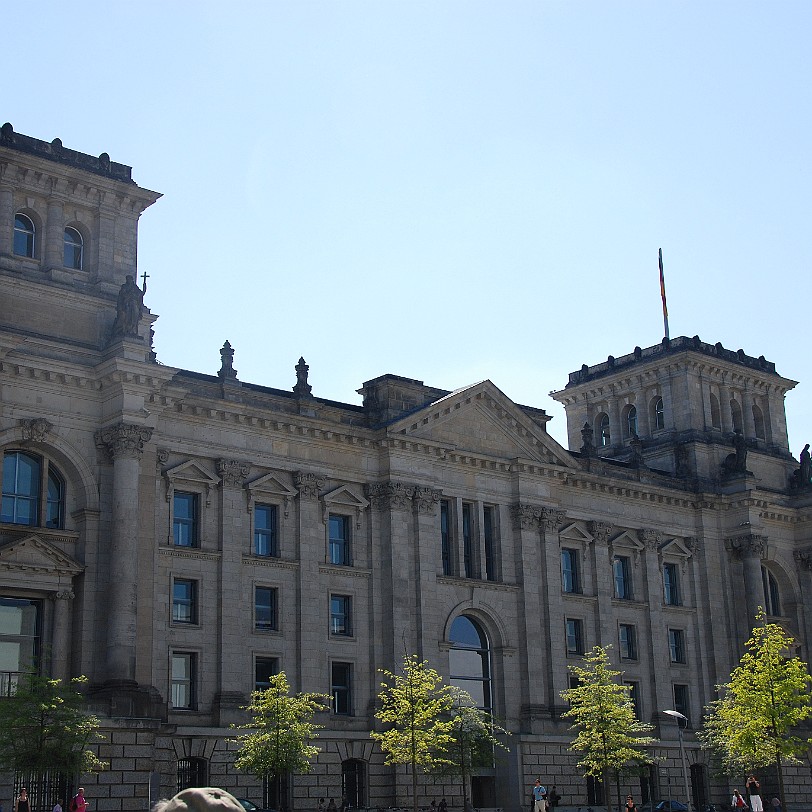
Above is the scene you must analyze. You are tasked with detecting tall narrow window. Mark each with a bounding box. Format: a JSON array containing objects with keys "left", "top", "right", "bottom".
[
  {"left": 710, "top": 393, "right": 721, "bottom": 429},
  {"left": 440, "top": 499, "right": 452, "bottom": 576},
  {"left": 731, "top": 399, "right": 743, "bottom": 433},
  {"left": 483, "top": 505, "right": 496, "bottom": 581},
  {"left": 254, "top": 504, "right": 278, "bottom": 556},
  {"left": 330, "top": 595, "right": 352, "bottom": 636},
  {"left": 663, "top": 562, "right": 681, "bottom": 606},
  {"left": 171, "top": 653, "right": 196, "bottom": 709},
  {"left": 625, "top": 405, "right": 638, "bottom": 438},
  {"left": 752, "top": 405, "right": 766, "bottom": 440},
  {"left": 462, "top": 502, "right": 474, "bottom": 578},
  {"left": 13, "top": 214, "right": 35, "bottom": 258},
  {"left": 598, "top": 413, "right": 611, "bottom": 446},
  {"left": 173, "top": 492, "right": 198, "bottom": 547},
  {"left": 342, "top": 759, "right": 366, "bottom": 809},
  {"left": 2, "top": 451, "right": 41, "bottom": 526},
  {"left": 0, "top": 598, "right": 40, "bottom": 695},
  {"left": 761, "top": 566, "right": 781, "bottom": 616},
  {"left": 449, "top": 615, "right": 492, "bottom": 710},
  {"left": 331, "top": 662, "right": 353, "bottom": 715},
  {"left": 668, "top": 628, "right": 686, "bottom": 663},
  {"left": 625, "top": 680, "right": 641, "bottom": 718},
  {"left": 566, "top": 618, "right": 584, "bottom": 655},
  {"left": 63, "top": 227, "right": 83, "bottom": 270},
  {"left": 255, "top": 587, "right": 278, "bottom": 632},
  {"left": 177, "top": 757, "right": 207, "bottom": 790},
  {"left": 172, "top": 579, "right": 197, "bottom": 624},
  {"left": 329, "top": 514, "right": 351, "bottom": 566},
  {"left": 45, "top": 468, "right": 64, "bottom": 529},
  {"left": 619, "top": 624, "right": 637, "bottom": 660},
  {"left": 561, "top": 548, "right": 581, "bottom": 593},
  {"left": 613, "top": 555, "right": 633, "bottom": 599},
  {"left": 255, "top": 657, "right": 278, "bottom": 692},
  {"left": 673, "top": 683, "right": 689, "bottom": 720},
  {"left": 652, "top": 396, "right": 665, "bottom": 430}
]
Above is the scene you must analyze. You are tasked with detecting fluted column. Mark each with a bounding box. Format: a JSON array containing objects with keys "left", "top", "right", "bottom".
[
  {"left": 96, "top": 422, "right": 152, "bottom": 683},
  {"left": 50, "top": 590, "right": 75, "bottom": 681},
  {"left": 727, "top": 534, "right": 766, "bottom": 625}
]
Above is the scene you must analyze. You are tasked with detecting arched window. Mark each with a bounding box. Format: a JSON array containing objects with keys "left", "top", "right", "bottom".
[
  {"left": 623, "top": 405, "right": 638, "bottom": 439},
  {"left": 2, "top": 451, "right": 65, "bottom": 529},
  {"left": 63, "top": 227, "right": 83, "bottom": 270},
  {"left": 13, "top": 213, "right": 35, "bottom": 258},
  {"left": 710, "top": 393, "right": 721, "bottom": 429},
  {"left": 342, "top": 759, "right": 366, "bottom": 809},
  {"left": 761, "top": 566, "right": 781, "bottom": 616},
  {"left": 597, "top": 413, "right": 610, "bottom": 447},
  {"left": 752, "top": 405, "right": 766, "bottom": 440},
  {"left": 449, "top": 615, "right": 492, "bottom": 710},
  {"left": 176, "top": 757, "right": 207, "bottom": 791},
  {"left": 650, "top": 396, "right": 665, "bottom": 431},
  {"left": 730, "top": 399, "right": 743, "bottom": 433}
]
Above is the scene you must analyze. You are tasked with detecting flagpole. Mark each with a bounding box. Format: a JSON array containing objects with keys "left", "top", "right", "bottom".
[{"left": 659, "top": 248, "right": 670, "bottom": 340}]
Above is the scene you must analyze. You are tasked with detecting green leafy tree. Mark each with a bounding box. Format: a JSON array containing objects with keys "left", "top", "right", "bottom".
[
  {"left": 431, "top": 690, "right": 511, "bottom": 812},
  {"left": 698, "top": 610, "right": 812, "bottom": 808},
  {"left": 560, "top": 646, "right": 656, "bottom": 812},
  {"left": 232, "top": 672, "right": 329, "bottom": 787},
  {"left": 371, "top": 654, "right": 456, "bottom": 812},
  {"left": 0, "top": 672, "right": 106, "bottom": 806}
]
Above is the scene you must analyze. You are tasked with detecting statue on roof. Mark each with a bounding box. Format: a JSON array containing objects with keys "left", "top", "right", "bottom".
[{"left": 111, "top": 275, "right": 144, "bottom": 338}]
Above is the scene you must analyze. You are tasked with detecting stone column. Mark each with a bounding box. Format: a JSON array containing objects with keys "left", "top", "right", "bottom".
[
  {"left": 641, "top": 530, "right": 671, "bottom": 721},
  {"left": 294, "top": 472, "right": 325, "bottom": 693},
  {"left": 609, "top": 395, "right": 622, "bottom": 449},
  {"left": 45, "top": 199, "right": 63, "bottom": 268},
  {"left": 413, "top": 487, "right": 442, "bottom": 661},
  {"left": 718, "top": 380, "right": 731, "bottom": 433},
  {"left": 590, "top": 522, "right": 616, "bottom": 648},
  {"left": 727, "top": 534, "right": 766, "bottom": 626},
  {"left": 742, "top": 389, "right": 756, "bottom": 439},
  {"left": 96, "top": 422, "right": 152, "bottom": 683},
  {"left": 50, "top": 590, "right": 75, "bottom": 681},
  {"left": 540, "top": 508, "right": 567, "bottom": 715},
  {"left": 793, "top": 548, "right": 812, "bottom": 657},
  {"left": 0, "top": 185, "right": 13, "bottom": 255}
]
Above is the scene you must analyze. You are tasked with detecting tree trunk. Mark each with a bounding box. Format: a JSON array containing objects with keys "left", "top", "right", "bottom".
[{"left": 604, "top": 770, "right": 612, "bottom": 812}]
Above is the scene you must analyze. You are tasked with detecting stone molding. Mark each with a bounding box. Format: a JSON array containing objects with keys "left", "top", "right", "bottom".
[
  {"left": 726, "top": 533, "right": 767, "bottom": 559},
  {"left": 295, "top": 471, "right": 325, "bottom": 500},
  {"left": 511, "top": 503, "right": 542, "bottom": 530},
  {"left": 216, "top": 458, "right": 250, "bottom": 487},
  {"left": 96, "top": 422, "right": 153, "bottom": 460},
  {"left": 365, "top": 481, "right": 414, "bottom": 512},
  {"left": 50, "top": 590, "right": 75, "bottom": 601},
  {"left": 589, "top": 521, "right": 615, "bottom": 543},
  {"left": 640, "top": 528, "right": 661, "bottom": 551}
]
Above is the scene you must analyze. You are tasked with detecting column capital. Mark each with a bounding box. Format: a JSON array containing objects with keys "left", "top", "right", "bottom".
[
  {"left": 294, "top": 471, "right": 325, "bottom": 500},
  {"left": 726, "top": 533, "right": 767, "bottom": 559},
  {"left": 793, "top": 547, "right": 812, "bottom": 572},
  {"left": 542, "top": 508, "right": 567, "bottom": 532},
  {"left": 365, "top": 481, "right": 415, "bottom": 512},
  {"left": 50, "top": 590, "right": 76, "bottom": 602},
  {"left": 511, "top": 503, "right": 542, "bottom": 531},
  {"left": 95, "top": 422, "right": 153, "bottom": 460},
  {"left": 640, "top": 528, "right": 661, "bottom": 551},
  {"left": 589, "top": 521, "right": 615, "bottom": 543},
  {"left": 217, "top": 458, "right": 250, "bottom": 487},
  {"left": 414, "top": 486, "right": 442, "bottom": 515}
]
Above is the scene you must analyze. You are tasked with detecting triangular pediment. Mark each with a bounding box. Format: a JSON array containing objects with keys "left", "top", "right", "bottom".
[
  {"left": 165, "top": 460, "right": 220, "bottom": 487},
  {"left": 246, "top": 473, "right": 297, "bottom": 499},
  {"left": 0, "top": 535, "right": 83, "bottom": 576},
  {"left": 387, "top": 381, "right": 576, "bottom": 468},
  {"left": 559, "top": 523, "right": 594, "bottom": 544},
  {"left": 660, "top": 537, "right": 693, "bottom": 559},
  {"left": 322, "top": 485, "right": 369, "bottom": 511},
  {"left": 611, "top": 530, "right": 645, "bottom": 553}
]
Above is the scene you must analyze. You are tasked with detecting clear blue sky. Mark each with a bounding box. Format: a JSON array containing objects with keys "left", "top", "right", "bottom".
[{"left": 6, "top": 1, "right": 811, "bottom": 453}]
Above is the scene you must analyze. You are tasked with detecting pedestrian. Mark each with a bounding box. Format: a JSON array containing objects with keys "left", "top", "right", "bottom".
[
  {"left": 732, "top": 790, "right": 748, "bottom": 810},
  {"left": 746, "top": 777, "right": 763, "bottom": 812},
  {"left": 439, "top": 799, "right": 448, "bottom": 812},
  {"left": 549, "top": 788, "right": 561, "bottom": 810},
  {"left": 317, "top": 800, "right": 325, "bottom": 812},
  {"left": 70, "top": 789, "right": 88, "bottom": 812},
  {"left": 14, "top": 789, "right": 29, "bottom": 812},
  {"left": 626, "top": 796, "right": 637, "bottom": 812},
  {"left": 53, "top": 800, "right": 64, "bottom": 812},
  {"left": 532, "top": 779, "right": 547, "bottom": 812},
  {"left": 770, "top": 797, "right": 781, "bottom": 812},
  {"left": 327, "top": 799, "right": 337, "bottom": 812}
]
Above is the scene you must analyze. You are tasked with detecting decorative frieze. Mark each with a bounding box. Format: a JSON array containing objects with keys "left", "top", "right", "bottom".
[
  {"left": 365, "top": 481, "right": 415, "bottom": 512},
  {"left": 794, "top": 547, "right": 812, "bottom": 572},
  {"left": 295, "top": 471, "right": 325, "bottom": 500},
  {"left": 589, "top": 521, "right": 614, "bottom": 543},
  {"left": 542, "top": 508, "right": 567, "bottom": 532},
  {"left": 19, "top": 417, "right": 53, "bottom": 442},
  {"left": 640, "top": 528, "right": 661, "bottom": 551},
  {"left": 511, "top": 503, "right": 542, "bottom": 531},
  {"left": 95, "top": 422, "right": 153, "bottom": 460},
  {"left": 216, "top": 459, "right": 250, "bottom": 487},
  {"left": 414, "top": 486, "right": 442, "bottom": 515}
]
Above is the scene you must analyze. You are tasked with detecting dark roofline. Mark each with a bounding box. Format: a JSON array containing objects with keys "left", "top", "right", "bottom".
[
  {"left": 0, "top": 122, "right": 133, "bottom": 183},
  {"left": 566, "top": 335, "right": 779, "bottom": 388}
]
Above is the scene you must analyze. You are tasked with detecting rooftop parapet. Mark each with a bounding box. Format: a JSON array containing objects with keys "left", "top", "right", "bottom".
[
  {"left": 564, "top": 335, "right": 779, "bottom": 388},
  {"left": 0, "top": 122, "right": 133, "bottom": 183}
]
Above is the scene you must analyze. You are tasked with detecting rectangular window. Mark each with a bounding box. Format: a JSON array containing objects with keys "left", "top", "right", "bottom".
[
  {"left": 255, "top": 587, "right": 278, "bottom": 632},
  {"left": 462, "top": 502, "right": 474, "bottom": 578},
  {"left": 673, "top": 683, "right": 689, "bottom": 720},
  {"left": 561, "top": 548, "right": 581, "bottom": 593},
  {"left": 668, "top": 628, "right": 686, "bottom": 663},
  {"left": 625, "top": 680, "right": 641, "bottom": 718},
  {"left": 440, "top": 500, "right": 452, "bottom": 576},
  {"left": 619, "top": 623, "right": 637, "bottom": 660},
  {"left": 172, "top": 578, "right": 197, "bottom": 624},
  {"left": 329, "top": 514, "right": 351, "bottom": 566},
  {"left": 173, "top": 492, "right": 199, "bottom": 547},
  {"left": 331, "top": 662, "right": 353, "bottom": 715},
  {"left": 255, "top": 656, "right": 278, "bottom": 692},
  {"left": 171, "top": 652, "right": 196, "bottom": 709},
  {"left": 254, "top": 504, "right": 278, "bottom": 557},
  {"left": 566, "top": 618, "right": 584, "bottom": 655},
  {"left": 483, "top": 505, "right": 496, "bottom": 582},
  {"left": 613, "top": 555, "right": 633, "bottom": 599},
  {"left": 663, "top": 562, "right": 681, "bottom": 606},
  {"left": 330, "top": 595, "right": 352, "bottom": 636}
]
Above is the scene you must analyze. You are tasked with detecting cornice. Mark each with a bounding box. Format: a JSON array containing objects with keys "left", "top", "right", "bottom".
[
  {"left": 241, "top": 556, "right": 299, "bottom": 572},
  {"left": 436, "top": 575, "right": 519, "bottom": 593},
  {"left": 318, "top": 564, "right": 372, "bottom": 580},
  {"left": 158, "top": 546, "right": 221, "bottom": 563}
]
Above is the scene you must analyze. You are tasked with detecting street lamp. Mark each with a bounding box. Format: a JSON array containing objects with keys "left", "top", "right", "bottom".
[{"left": 662, "top": 709, "right": 691, "bottom": 812}]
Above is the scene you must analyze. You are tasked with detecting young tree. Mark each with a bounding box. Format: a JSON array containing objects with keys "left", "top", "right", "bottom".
[
  {"left": 698, "top": 610, "right": 812, "bottom": 809},
  {"left": 560, "top": 646, "right": 656, "bottom": 812},
  {"left": 231, "top": 672, "right": 329, "bottom": 793},
  {"left": 0, "top": 673, "right": 106, "bottom": 810},
  {"left": 371, "top": 654, "right": 456, "bottom": 812},
  {"left": 431, "top": 690, "right": 511, "bottom": 812}
]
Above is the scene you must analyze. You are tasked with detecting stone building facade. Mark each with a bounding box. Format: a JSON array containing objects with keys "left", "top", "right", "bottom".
[{"left": 1, "top": 124, "right": 811, "bottom": 812}]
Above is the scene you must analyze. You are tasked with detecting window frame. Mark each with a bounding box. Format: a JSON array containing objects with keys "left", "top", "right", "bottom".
[
  {"left": 624, "top": 404, "right": 638, "bottom": 439},
  {"left": 172, "top": 491, "right": 200, "bottom": 548},
  {"left": 673, "top": 683, "right": 690, "bottom": 720},
  {"left": 254, "top": 586, "right": 279, "bottom": 633},
  {"left": 170, "top": 651, "right": 197, "bottom": 711},
  {"left": 63, "top": 226, "right": 84, "bottom": 270},
  {"left": 254, "top": 656, "right": 279, "bottom": 692},
  {"left": 328, "top": 513, "right": 352, "bottom": 566},
  {"left": 619, "top": 623, "right": 637, "bottom": 660},
  {"left": 440, "top": 499, "right": 453, "bottom": 576},
  {"left": 566, "top": 617, "right": 585, "bottom": 655},
  {"left": 761, "top": 566, "right": 781, "bottom": 616},
  {"left": 254, "top": 502, "right": 279, "bottom": 557},
  {"left": 668, "top": 628, "right": 686, "bottom": 664},
  {"left": 331, "top": 661, "right": 353, "bottom": 716},
  {"left": 625, "top": 679, "right": 642, "bottom": 718},
  {"left": 2, "top": 450, "right": 66, "bottom": 530},
  {"left": 663, "top": 561, "right": 682, "bottom": 606},
  {"left": 598, "top": 413, "right": 611, "bottom": 446},
  {"left": 561, "top": 547, "right": 581, "bottom": 594},
  {"left": 330, "top": 594, "right": 352, "bottom": 637},
  {"left": 483, "top": 504, "right": 497, "bottom": 582},
  {"left": 613, "top": 555, "right": 633, "bottom": 600},
  {"left": 171, "top": 577, "right": 198, "bottom": 625},
  {"left": 13, "top": 212, "right": 36, "bottom": 258},
  {"left": 651, "top": 396, "right": 665, "bottom": 431},
  {"left": 462, "top": 501, "right": 475, "bottom": 578}
]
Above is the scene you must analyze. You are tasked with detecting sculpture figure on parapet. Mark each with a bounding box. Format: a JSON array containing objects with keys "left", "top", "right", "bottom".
[
  {"left": 722, "top": 429, "right": 748, "bottom": 477},
  {"left": 790, "top": 443, "right": 812, "bottom": 491},
  {"left": 111, "top": 274, "right": 144, "bottom": 338}
]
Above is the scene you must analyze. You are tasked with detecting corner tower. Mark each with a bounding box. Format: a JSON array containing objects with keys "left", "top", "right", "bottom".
[{"left": 551, "top": 336, "right": 798, "bottom": 489}]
